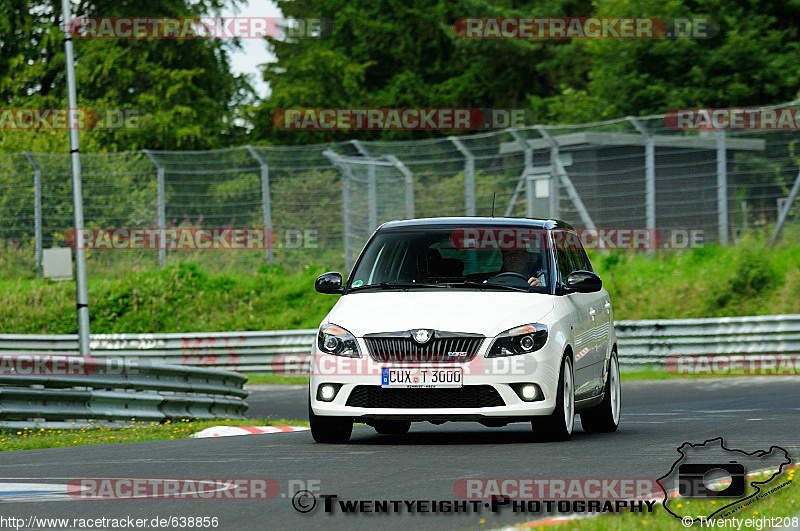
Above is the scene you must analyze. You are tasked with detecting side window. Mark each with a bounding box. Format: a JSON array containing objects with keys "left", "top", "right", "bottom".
[
  {"left": 575, "top": 248, "right": 593, "bottom": 272},
  {"left": 555, "top": 249, "right": 575, "bottom": 283},
  {"left": 555, "top": 230, "right": 592, "bottom": 282}
]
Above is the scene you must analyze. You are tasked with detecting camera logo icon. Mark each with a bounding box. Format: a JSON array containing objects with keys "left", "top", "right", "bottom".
[
  {"left": 677, "top": 461, "right": 745, "bottom": 497},
  {"left": 658, "top": 437, "right": 792, "bottom": 523}
]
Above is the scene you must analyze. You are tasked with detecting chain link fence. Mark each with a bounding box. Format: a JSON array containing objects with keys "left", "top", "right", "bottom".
[{"left": 1, "top": 107, "right": 799, "bottom": 278}]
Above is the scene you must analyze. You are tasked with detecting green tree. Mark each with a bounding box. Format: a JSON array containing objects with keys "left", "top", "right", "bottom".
[
  {"left": 530, "top": 0, "right": 800, "bottom": 122},
  {"left": 0, "top": 0, "right": 254, "bottom": 151},
  {"left": 253, "top": 0, "right": 593, "bottom": 144}
]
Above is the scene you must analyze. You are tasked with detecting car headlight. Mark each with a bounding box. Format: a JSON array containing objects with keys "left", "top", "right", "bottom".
[
  {"left": 486, "top": 324, "right": 548, "bottom": 357},
  {"left": 317, "top": 324, "right": 361, "bottom": 358}
]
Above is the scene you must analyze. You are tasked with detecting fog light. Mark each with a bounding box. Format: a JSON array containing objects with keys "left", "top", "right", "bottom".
[
  {"left": 510, "top": 383, "right": 543, "bottom": 402},
  {"left": 318, "top": 384, "right": 338, "bottom": 402},
  {"left": 521, "top": 385, "right": 537, "bottom": 400}
]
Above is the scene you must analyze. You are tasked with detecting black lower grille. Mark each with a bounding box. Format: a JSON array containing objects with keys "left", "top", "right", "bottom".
[
  {"left": 364, "top": 336, "right": 483, "bottom": 363},
  {"left": 345, "top": 386, "right": 505, "bottom": 409}
]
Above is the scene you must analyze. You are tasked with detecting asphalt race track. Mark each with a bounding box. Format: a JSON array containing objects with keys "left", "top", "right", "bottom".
[{"left": 1, "top": 377, "right": 798, "bottom": 529}]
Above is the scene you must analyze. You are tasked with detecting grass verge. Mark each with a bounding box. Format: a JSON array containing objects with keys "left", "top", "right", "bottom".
[
  {"left": 1, "top": 231, "right": 799, "bottom": 334},
  {"left": 0, "top": 417, "right": 308, "bottom": 452},
  {"left": 521, "top": 467, "right": 797, "bottom": 530},
  {"left": 246, "top": 374, "right": 310, "bottom": 385},
  {"left": 616, "top": 369, "right": 789, "bottom": 381}
]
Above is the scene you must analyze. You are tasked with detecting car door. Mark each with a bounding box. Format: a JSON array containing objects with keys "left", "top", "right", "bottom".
[
  {"left": 573, "top": 247, "right": 609, "bottom": 394},
  {"left": 554, "top": 243, "right": 595, "bottom": 399}
]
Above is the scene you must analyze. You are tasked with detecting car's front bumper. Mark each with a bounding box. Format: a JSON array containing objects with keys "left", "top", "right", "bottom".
[{"left": 309, "top": 338, "right": 562, "bottom": 420}]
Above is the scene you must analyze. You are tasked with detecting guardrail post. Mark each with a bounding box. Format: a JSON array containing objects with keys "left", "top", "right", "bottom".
[
  {"left": 769, "top": 167, "right": 800, "bottom": 247},
  {"left": 716, "top": 131, "right": 729, "bottom": 245},
  {"left": 627, "top": 117, "right": 656, "bottom": 258},
  {"left": 142, "top": 150, "right": 166, "bottom": 269},
  {"left": 245, "top": 146, "right": 274, "bottom": 265},
  {"left": 350, "top": 140, "right": 378, "bottom": 230},
  {"left": 448, "top": 137, "right": 476, "bottom": 216},
  {"left": 323, "top": 150, "right": 354, "bottom": 271},
  {"left": 384, "top": 155, "right": 415, "bottom": 219},
  {"left": 22, "top": 152, "right": 43, "bottom": 277},
  {"left": 536, "top": 126, "right": 596, "bottom": 228}
]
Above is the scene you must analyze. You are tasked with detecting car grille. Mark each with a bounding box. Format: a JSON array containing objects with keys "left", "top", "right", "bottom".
[
  {"left": 345, "top": 385, "right": 505, "bottom": 409},
  {"left": 364, "top": 336, "right": 484, "bottom": 363}
]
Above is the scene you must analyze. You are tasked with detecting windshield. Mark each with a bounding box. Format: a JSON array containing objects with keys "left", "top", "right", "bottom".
[{"left": 348, "top": 227, "right": 550, "bottom": 292}]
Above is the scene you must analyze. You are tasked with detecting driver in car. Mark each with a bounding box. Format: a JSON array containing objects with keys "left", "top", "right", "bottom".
[{"left": 495, "top": 249, "right": 543, "bottom": 287}]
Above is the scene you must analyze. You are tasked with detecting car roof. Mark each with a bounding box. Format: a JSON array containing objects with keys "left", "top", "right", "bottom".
[{"left": 376, "top": 217, "right": 573, "bottom": 231}]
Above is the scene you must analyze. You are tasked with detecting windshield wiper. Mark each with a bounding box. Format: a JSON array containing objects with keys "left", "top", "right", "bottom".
[
  {"left": 348, "top": 282, "right": 449, "bottom": 291},
  {"left": 379, "top": 282, "right": 449, "bottom": 290},
  {"left": 445, "top": 280, "right": 531, "bottom": 293}
]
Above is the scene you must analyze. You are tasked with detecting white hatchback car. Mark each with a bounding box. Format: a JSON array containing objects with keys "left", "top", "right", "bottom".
[{"left": 309, "top": 217, "right": 620, "bottom": 443}]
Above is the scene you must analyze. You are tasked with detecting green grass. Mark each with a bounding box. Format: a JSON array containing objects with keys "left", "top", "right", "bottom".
[
  {"left": 1, "top": 231, "right": 798, "bottom": 334},
  {"left": 0, "top": 417, "right": 309, "bottom": 452},
  {"left": 246, "top": 373, "right": 310, "bottom": 385},
  {"left": 589, "top": 231, "right": 800, "bottom": 320},
  {"left": 0, "top": 262, "right": 334, "bottom": 334},
  {"left": 617, "top": 369, "right": 794, "bottom": 381},
  {"left": 519, "top": 467, "right": 798, "bottom": 530}
]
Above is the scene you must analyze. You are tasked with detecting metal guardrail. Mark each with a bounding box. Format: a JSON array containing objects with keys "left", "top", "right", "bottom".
[
  {"left": 2, "top": 314, "right": 798, "bottom": 373},
  {"left": 0, "top": 355, "right": 248, "bottom": 427},
  {"left": 615, "top": 314, "right": 800, "bottom": 367},
  {"left": 0, "top": 330, "right": 316, "bottom": 373}
]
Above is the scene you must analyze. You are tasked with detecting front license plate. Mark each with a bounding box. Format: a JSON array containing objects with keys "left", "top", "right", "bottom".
[{"left": 380, "top": 368, "right": 462, "bottom": 388}]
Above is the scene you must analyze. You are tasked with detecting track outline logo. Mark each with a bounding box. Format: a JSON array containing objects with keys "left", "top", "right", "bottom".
[{"left": 657, "top": 437, "right": 792, "bottom": 524}]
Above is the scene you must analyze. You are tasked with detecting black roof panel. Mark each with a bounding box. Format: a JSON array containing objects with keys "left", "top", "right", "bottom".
[{"left": 377, "top": 217, "right": 572, "bottom": 231}]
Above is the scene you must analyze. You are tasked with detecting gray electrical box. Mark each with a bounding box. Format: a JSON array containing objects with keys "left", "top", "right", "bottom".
[{"left": 43, "top": 248, "right": 73, "bottom": 280}]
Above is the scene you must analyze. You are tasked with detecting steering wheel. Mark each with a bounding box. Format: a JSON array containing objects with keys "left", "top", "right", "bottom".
[{"left": 487, "top": 272, "right": 530, "bottom": 287}]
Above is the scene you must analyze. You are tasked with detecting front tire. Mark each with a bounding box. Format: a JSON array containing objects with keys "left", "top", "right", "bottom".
[
  {"left": 309, "top": 402, "right": 353, "bottom": 443},
  {"left": 532, "top": 354, "right": 574, "bottom": 441},
  {"left": 581, "top": 352, "right": 621, "bottom": 433}
]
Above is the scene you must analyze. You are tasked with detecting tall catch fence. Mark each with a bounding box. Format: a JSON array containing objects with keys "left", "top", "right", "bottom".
[{"left": 1, "top": 107, "right": 799, "bottom": 277}]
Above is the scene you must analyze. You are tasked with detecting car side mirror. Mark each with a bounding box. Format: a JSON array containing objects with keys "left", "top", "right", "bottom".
[
  {"left": 565, "top": 270, "right": 602, "bottom": 293},
  {"left": 315, "top": 272, "right": 344, "bottom": 294}
]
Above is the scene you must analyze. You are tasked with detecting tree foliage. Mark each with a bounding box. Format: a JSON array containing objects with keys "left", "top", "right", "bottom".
[{"left": 0, "top": 0, "right": 254, "bottom": 150}]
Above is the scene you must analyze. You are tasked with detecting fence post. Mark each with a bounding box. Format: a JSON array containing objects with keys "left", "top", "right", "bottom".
[
  {"left": 350, "top": 140, "right": 378, "bottom": 230},
  {"left": 142, "top": 150, "right": 166, "bottom": 269},
  {"left": 448, "top": 137, "right": 476, "bottom": 216},
  {"left": 384, "top": 155, "right": 414, "bottom": 219},
  {"left": 769, "top": 168, "right": 800, "bottom": 246},
  {"left": 323, "top": 150, "right": 353, "bottom": 272},
  {"left": 245, "top": 146, "right": 274, "bottom": 265},
  {"left": 627, "top": 117, "right": 656, "bottom": 258},
  {"left": 535, "top": 126, "right": 596, "bottom": 228},
  {"left": 507, "top": 129, "right": 534, "bottom": 217},
  {"left": 716, "top": 130, "right": 729, "bottom": 245},
  {"left": 22, "top": 152, "right": 43, "bottom": 277}
]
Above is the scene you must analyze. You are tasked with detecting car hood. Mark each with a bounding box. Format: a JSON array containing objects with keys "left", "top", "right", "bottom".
[{"left": 324, "top": 291, "right": 555, "bottom": 337}]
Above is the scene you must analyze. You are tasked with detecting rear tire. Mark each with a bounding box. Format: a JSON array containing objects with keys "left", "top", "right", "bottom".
[
  {"left": 370, "top": 420, "right": 411, "bottom": 435},
  {"left": 309, "top": 402, "right": 353, "bottom": 444},
  {"left": 581, "top": 352, "right": 621, "bottom": 433},
  {"left": 532, "top": 355, "right": 574, "bottom": 441}
]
